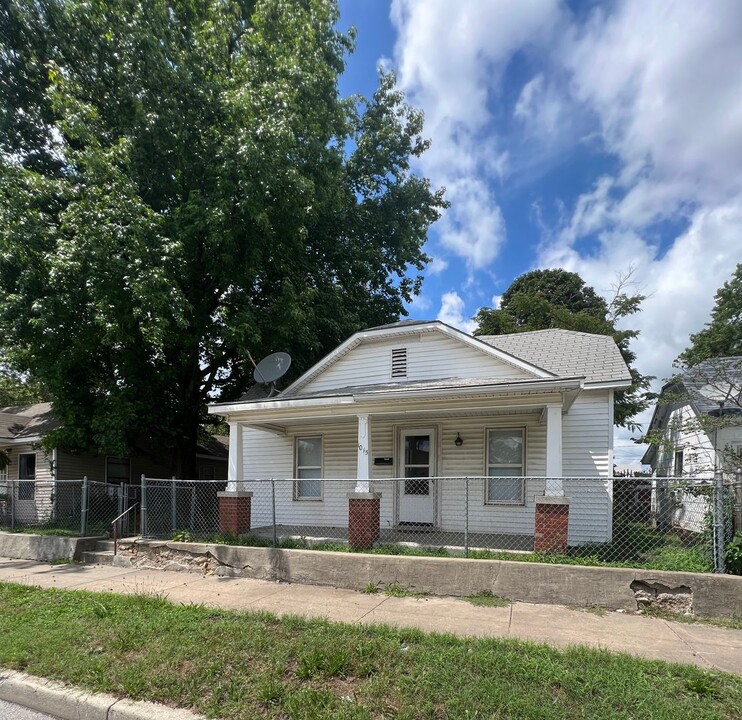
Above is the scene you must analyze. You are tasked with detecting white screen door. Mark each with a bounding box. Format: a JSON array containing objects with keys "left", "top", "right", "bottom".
[{"left": 398, "top": 428, "right": 436, "bottom": 524}]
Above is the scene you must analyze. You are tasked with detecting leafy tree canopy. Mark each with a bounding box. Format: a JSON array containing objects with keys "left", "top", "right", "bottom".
[
  {"left": 677, "top": 263, "right": 742, "bottom": 367},
  {"left": 474, "top": 269, "right": 651, "bottom": 430},
  {"left": 0, "top": 0, "right": 446, "bottom": 474}
]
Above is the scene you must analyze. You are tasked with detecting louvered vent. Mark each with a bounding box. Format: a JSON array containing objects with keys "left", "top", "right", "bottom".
[{"left": 391, "top": 347, "right": 407, "bottom": 378}]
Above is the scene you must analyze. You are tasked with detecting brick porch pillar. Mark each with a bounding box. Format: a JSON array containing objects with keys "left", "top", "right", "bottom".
[
  {"left": 347, "top": 492, "right": 381, "bottom": 550},
  {"left": 217, "top": 491, "right": 253, "bottom": 535},
  {"left": 534, "top": 496, "right": 570, "bottom": 553}
]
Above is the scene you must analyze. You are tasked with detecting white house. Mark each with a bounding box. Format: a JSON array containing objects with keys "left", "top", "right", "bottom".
[
  {"left": 641, "top": 357, "right": 742, "bottom": 534},
  {"left": 642, "top": 357, "right": 742, "bottom": 478},
  {"left": 209, "top": 320, "right": 632, "bottom": 550}
]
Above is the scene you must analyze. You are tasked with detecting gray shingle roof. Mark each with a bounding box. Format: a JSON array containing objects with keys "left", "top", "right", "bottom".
[
  {"left": 0, "top": 402, "right": 57, "bottom": 440},
  {"left": 477, "top": 329, "right": 631, "bottom": 384}
]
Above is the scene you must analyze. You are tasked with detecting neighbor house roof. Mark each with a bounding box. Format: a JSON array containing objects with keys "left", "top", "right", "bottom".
[
  {"left": 640, "top": 356, "right": 742, "bottom": 465},
  {"left": 478, "top": 329, "right": 632, "bottom": 385},
  {"left": 0, "top": 402, "right": 57, "bottom": 441}
]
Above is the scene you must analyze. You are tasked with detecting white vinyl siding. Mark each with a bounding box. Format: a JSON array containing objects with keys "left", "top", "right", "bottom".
[
  {"left": 0, "top": 443, "right": 54, "bottom": 523},
  {"left": 301, "top": 333, "right": 535, "bottom": 394}
]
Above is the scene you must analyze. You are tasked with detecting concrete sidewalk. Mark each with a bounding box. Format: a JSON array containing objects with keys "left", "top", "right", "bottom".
[{"left": 0, "top": 556, "right": 740, "bottom": 675}]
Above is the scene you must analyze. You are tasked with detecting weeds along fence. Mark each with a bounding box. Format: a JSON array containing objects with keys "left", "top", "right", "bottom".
[
  {"left": 0, "top": 474, "right": 739, "bottom": 573},
  {"left": 137, "top": 474, "right": 741, "bottom": 574}
]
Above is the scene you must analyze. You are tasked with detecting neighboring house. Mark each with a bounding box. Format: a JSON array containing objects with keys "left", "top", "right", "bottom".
[
  {"left": 0, "top": 402, "right": 228, "bottom": 524},
  {"left": 641, "top": 357, "right": 742, "bottom": 477},
  {"left": 641, "top": 357, "right": 742, "bottom": 533},
  {"left": 210, "top": 320, "right": 632, "bottom": 547}
]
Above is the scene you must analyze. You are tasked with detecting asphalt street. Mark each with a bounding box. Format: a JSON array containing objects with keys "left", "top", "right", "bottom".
[{"left": 0, "top": 699, "right": 58, "bottom": 719}]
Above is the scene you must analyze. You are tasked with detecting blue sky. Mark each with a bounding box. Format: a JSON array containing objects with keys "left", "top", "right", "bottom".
[{"left": 335, "top": 1, "right": 742, "bottom": 464}]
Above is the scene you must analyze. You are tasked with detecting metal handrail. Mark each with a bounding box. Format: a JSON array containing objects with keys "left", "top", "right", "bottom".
[{"left": 111, "top": 503, "right": 138, "bottom": 556}]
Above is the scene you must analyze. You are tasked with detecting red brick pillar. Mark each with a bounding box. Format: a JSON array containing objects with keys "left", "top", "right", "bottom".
[
  {"left": 534, "top": 497, "right": 570, "bottom": 553},
  {"left": 217, "top": 491, "right": 253, "bottom": 535},
  {"left": 347, "top": 493, "right": 381, "bottom": 550}
]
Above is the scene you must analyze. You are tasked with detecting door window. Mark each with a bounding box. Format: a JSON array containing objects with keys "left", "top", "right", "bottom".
[{"left": 404, "top": 435, "right": 430, "bottom": 495}]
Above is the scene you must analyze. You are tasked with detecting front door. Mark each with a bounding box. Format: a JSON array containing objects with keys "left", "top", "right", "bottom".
[{"left": 398, "top": 428, "right": 436, "bottom": 525}]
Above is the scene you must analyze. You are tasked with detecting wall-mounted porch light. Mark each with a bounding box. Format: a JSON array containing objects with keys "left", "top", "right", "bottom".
[{"left": 454, "top": 432, "right": 463, "bottom": 447}]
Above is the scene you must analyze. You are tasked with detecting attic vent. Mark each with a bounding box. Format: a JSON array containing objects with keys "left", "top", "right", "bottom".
[{"left": 391, "top": 347, "right": 407, "bottom": 378}]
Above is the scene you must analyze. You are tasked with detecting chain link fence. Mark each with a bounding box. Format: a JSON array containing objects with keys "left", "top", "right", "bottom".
[
  {"left": 0, "top": 478, "right": 139, "bottom": 538},
  {"left": 1, "top": 474, "right": 739, "bottom": 573},
  {"left": 138, "top": 474, "right": 741, "bottom": 574}
]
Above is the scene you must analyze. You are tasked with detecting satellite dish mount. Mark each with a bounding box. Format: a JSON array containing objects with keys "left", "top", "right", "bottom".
[{"left": 251, "top": 351, "right": 292, "bottom": 397}]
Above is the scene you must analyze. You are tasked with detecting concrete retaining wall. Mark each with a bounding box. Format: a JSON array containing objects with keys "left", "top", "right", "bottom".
[
  {"left": 115, "top": 540, "right": 742, "bottom": 618},
  {"left": 0, "top": 532, "right": 103, "bottom": 562}
]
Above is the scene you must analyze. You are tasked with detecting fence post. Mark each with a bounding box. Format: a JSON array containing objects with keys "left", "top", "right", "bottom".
[
  {"left": 80, "top": 476, "right": 89, "bottom": 537},
  {"left": 117, "top": 482, "right": 125, "bottom": 537},
  {"left": 10, "top": 479, "right": 15, "bottom": 531},
  {"left": 464, "top": 477, "right": 469, "bottom": 559},
  {"left": 735, "top": 470, "right": 742, "bottom": 536},
  {"left": 140, "top": 474, "right": 147, "bottom": 537},
  {"left": 271, "top": 479, "right": 277, "bottom": 548},
  {"left": 713, "top": 469, "right": 726, "bottom": 573},
  {"left": 171, "top": 476, "right": 177, "bottom": 533}
]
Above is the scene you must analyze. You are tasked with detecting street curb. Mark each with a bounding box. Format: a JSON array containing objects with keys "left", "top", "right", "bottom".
[{"left": 0, "top": 669, "right": 205, "bottom": 720}]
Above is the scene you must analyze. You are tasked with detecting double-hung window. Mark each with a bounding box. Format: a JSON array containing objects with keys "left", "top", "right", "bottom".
[
  {"left": 18, "top": 453, "right": 36, "bottom": 500},
  {"left": 295, "top": 436, "right": 322, "bottom": 500},
  {"left": 106, "top": 457, "right": 130, "bottom": 484},
  {"left": 486, "top": 428, "right": 525, "bottom": 504},
  {"left": 673, "top": 449, "right": 684, "bottom": 477}
]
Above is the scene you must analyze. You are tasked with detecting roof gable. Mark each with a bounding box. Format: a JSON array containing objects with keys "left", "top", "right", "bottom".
[{"left": 283, "top": 321, "right": 553, "bottom": 398}]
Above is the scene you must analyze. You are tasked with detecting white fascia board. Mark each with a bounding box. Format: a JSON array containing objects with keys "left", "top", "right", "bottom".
[
  {"left": 0, "top": 436, "right": 42, "bottom": 445},
  {"left": 583, "top": 380, "right": 633, "bottom": 390},
  {"left": 209, "top": 395, "right": 356, "bottom": 416}
]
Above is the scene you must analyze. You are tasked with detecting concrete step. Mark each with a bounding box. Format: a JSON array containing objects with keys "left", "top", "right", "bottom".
[
  {"left": 81, "top": 550, "right": 115, "bottom": 565},
  {"left": 93, "top": 540, "right": 116, "bottom": 552}
]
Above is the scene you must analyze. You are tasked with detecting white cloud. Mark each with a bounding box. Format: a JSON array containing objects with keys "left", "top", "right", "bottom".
[
  {"left": 390, "top": 0, "right": 562, "bottom": 270},
  {"left": 491, "top": 294, "right": 503, "bottom": 310},
  {"left": 437, "top": 291, "right": 477, "bottom": 334},
  {"left": 426, "top": 256, "right": 449, "bottom": 275}
]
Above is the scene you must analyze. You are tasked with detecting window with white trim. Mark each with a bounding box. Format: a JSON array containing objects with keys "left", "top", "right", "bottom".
[
  {"left": 106, "top": 456, "right": 130, "bottom": 484},
  {"left": 18, "top": 452, "right": 36, "bottom": 500},
  {"left": 486, "top": 428, "right": 525, "bottom": 504},
  {"left": 0, "top": 462, "right": 7, "bottom": 494},
  {"left": 295, "top": 436, "right": 322, "bottom": 500}
]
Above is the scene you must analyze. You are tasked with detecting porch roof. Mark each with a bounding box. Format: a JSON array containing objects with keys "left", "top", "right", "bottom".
[{"left": 210, "top": 376, "right": 585, "bottom": 418}]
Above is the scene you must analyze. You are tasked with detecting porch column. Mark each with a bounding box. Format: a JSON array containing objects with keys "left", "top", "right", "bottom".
[
  {"left": 535, "top": 404, "right": 569, "bottom": 553},
  {"left": 355, "top": 414, "right": 371, "bottom": 493},
  {"left": 219, "top": 421, "right": 251, "bottom": 535},
  {"left": 348, "top": 413, "right": 381, "bottom": 550},
  {"left": 545, "top": 404, "right": 563, "bottom": 495},
  {"left": 227, "top": 421, "right": 244, "bottom": 492}
]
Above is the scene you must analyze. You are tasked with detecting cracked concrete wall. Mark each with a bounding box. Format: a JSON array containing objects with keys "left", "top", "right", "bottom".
[{"left": 114, "top": 540, "right": 742, "bottom": 618}]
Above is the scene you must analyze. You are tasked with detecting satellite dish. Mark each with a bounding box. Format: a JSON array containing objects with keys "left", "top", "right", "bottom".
[{"left": 253, "top": 352, "right": 291, "bottom": 392}]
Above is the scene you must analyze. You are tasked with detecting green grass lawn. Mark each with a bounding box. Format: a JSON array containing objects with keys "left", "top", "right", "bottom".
[{"left": 0, "top": 583, "right": 740, "bottom": 719}]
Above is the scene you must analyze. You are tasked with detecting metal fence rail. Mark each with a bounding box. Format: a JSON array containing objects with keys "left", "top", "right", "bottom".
[{"left": 1, "top": 474, "right": 739, "bottom": 573}]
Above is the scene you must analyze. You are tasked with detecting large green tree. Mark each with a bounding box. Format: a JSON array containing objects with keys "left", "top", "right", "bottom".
[
  {"left": 474, "top": 269, "right": 651, "bottom": 430},
  {"left": 677, "top": 264, "right": 742, "bottom": 367},
  {"left": 0, "top": 0, "right": 445, "bottom": 475}
]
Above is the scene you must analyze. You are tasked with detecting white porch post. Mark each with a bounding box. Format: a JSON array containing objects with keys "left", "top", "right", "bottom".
[
  {"left": 355, "top": 414, "right": 371, "bottom": 493},
  {"left": 228, "top": 421, "right": 244, "bottom": 491},
  {"left": 545, "top": 404, "right": 563, "bottom": 495}
]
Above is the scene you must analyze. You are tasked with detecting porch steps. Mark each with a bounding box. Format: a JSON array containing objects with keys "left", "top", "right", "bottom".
[{"left": 81, "top": 540, "right": 117, "bottom": 566}]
